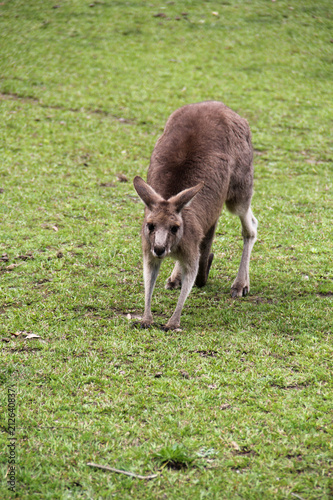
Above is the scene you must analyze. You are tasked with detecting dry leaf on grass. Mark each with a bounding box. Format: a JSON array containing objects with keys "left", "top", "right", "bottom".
[
  {"left": 220, "top": 404, "right": 231, "bottom": 410},
  {"left": 116, "top": 173, "right": 128, "bottom": 182},
  {"left": 15, "top": 253, "right": 34, "bottom": 261},
  {"left": 231, "top": 441, "right": 240, "bottom": 451},
  {"left": 12, "top": 331, "right": 25, "bottom": 337},
  {"left": 6, "top": 263, "right": 21, "bottom": 271},
  {"left": 126, "top": 313, "right": 141, "bottom": 320}
]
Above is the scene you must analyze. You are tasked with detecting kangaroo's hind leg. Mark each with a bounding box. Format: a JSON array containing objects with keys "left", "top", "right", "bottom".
[
  {"left": 195, "top": 222, "right": 217, "bottom": 288},
  {"left": 227, "top": 203, "right": 258, "bottom": 297}
]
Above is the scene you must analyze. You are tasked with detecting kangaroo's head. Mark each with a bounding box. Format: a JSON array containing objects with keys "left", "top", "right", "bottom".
[{"left": 133, "top": 176, "right": 203, "bottom": 260}]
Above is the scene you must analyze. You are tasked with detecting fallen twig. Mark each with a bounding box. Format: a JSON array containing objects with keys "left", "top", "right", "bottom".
[
  {"left": 87, "top": 462, "right": 158, "bottom": 480},
  {"left": 291, "top": 493, "right": 306, "bottom": 500}
]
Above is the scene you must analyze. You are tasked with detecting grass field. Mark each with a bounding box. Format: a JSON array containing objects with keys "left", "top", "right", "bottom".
[{"left": 1, "top": 0, "right": 332, "bottom": 498}]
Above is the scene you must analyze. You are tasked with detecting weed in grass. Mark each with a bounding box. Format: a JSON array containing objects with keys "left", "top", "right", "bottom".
[{"left": 153, "top": 443, "right": 196, "bottom": 470}]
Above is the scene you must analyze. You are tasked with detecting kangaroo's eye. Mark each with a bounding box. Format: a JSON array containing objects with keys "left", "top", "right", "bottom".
[
  {"left": 147, "top": 223, "right": 155, "bottom": 232},
  {"left": 170, "top": 225, "right": 179, "bottom": 234}
]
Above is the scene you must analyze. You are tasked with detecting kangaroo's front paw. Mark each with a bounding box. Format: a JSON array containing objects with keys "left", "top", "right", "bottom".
[
  {"left": 231, "top": 283, "right": 249, "bottom": 298},
  {"left": 165, "top": 276, "right": 182, "bottom": 290}
]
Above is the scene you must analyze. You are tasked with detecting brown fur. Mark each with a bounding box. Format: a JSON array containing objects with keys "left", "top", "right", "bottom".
[{"left": 133, "top": 101, "right": 258, "bottom": 330}]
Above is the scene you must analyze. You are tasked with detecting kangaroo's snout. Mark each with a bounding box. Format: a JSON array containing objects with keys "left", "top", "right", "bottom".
[{"left": 153, "top": 246, "right": 166, "bottom": 258}]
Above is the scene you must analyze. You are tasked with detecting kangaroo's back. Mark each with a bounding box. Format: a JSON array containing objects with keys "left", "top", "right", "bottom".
[{"left": 147, "top": 101, "right": 253, "bottom": 214}]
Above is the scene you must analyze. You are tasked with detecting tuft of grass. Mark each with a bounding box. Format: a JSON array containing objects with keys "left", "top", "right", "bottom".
[{"left": 153, "top": 443, "right": 196, "bottom": 470}]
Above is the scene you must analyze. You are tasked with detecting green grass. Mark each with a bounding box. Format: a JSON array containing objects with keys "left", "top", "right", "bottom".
[{"left": 1, "top": 0, "right": 332, "bottom": 498}]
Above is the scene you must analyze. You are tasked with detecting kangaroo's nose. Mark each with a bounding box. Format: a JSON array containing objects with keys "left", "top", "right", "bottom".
[{"left": 154, "top": 246, "right": 165, "bottom": 257}]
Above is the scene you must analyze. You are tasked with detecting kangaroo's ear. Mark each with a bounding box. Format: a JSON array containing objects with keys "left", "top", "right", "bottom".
[
  {"left": 169, "top": 182, "right": 204, "bottom": 213},
  {"left": 133, "top": 176, "right": 164, "bottom": 210}
]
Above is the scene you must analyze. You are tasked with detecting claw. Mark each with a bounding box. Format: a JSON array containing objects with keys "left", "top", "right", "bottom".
[
  {"left": 161, "top": 324, "right": 182, "bottom": 332},
  {"left": 231, "top": 285, "right": 249, "bottom": 298},
  {"left": 165, "top": 278, "right": 182, "bottom": 290},
  {"left": 131, "top": 321, "right": 151, "bottom": 329}
]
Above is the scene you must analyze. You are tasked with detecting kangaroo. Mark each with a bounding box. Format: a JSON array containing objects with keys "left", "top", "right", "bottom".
[{"left": 133, "top": 101, "right": 258, "bottom": 330}]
